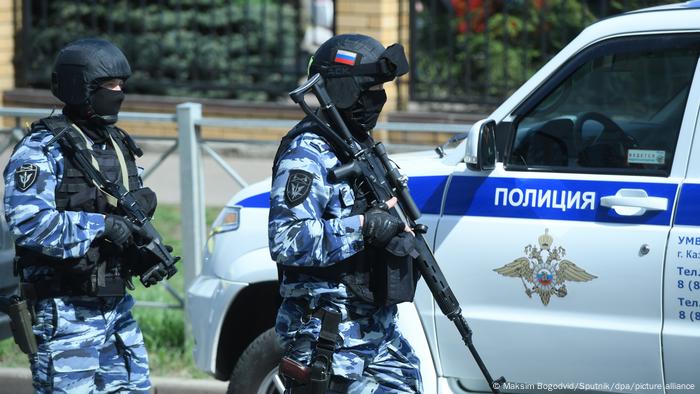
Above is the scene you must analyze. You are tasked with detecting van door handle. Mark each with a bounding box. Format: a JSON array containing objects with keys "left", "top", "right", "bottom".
[{"left": 600, "top": 189, "right": 667, "bottom": 216}]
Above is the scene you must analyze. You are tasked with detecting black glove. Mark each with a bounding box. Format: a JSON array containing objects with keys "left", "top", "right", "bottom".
[
  {"left": 140, "top": 244, "right": 178, "bottom": 287},
  {"left": 362, "top": 206, "right": 405, "bottom": 247},
  {"left": 103, "top": 215, "right": 137, "bottom": 249},
  {"left": 141, "top": 263, "right": 170, "bottom": 287},
  {"left": 135, "top": 243, "right": 177, "bottom": 287}
]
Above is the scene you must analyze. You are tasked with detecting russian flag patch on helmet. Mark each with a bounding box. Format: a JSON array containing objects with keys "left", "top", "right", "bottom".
[{"left": 334, "top": 49, "right": 358, "bottom": 65}]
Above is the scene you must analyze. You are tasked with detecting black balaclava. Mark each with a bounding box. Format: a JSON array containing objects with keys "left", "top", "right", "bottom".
[
  {"left": 344, "top": 89, "right": 387, "bottom": 140},
  {"left": 90, "top": 87, "right": 125, "bottom": 120},
  {"left": 52, "top": 38, "right": 131, "bottom": 133}
]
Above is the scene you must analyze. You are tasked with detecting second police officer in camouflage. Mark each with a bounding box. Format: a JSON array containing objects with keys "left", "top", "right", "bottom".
[
  {"left": 3, "top": 38, "right": 169, "bottom": 393},
  {"left": 269, "top": 34, "right": 423, "bottom": 393}
]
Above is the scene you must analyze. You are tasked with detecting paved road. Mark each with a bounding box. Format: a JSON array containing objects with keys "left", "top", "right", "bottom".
[{"left": 133, "top": 141, "right": 275, "bottom": 207}]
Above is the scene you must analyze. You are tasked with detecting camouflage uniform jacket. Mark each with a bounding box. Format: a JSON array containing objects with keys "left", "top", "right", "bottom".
[
  {"left": 4, "top": 129, "right": 113, "bottom": 280},
  {"left": 269, "top": 131, "right": 400, "bottom": 380}
]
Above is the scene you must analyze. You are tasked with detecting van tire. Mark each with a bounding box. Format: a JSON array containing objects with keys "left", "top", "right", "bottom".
[{"left": 227, "top": 327, "right": 285, "bottom": 394}]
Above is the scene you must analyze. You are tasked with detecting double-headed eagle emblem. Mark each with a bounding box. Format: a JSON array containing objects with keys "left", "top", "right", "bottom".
[{"left": 494, "top": 229, "right": 597, "bottom": 306}]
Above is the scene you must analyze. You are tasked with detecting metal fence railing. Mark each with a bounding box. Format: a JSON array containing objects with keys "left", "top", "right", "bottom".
[
  {"left": 18, "top": 0, "right": 308, "bottom": 101},
  {"left": 407, "top": 0, "right": 680, "bottom": 107}
]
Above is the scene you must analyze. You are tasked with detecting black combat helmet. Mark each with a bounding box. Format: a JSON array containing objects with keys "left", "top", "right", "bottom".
[
  {"left": 308, "top": 34, "right": 408, "bottom": 135},
  {"left": 51, "top": 38, "right": 131, "bottom": 125}
]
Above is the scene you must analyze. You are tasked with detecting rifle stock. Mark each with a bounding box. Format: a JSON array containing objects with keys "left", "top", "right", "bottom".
[{"left": 289, "top": 74, "right": 506, "bottom": 393}]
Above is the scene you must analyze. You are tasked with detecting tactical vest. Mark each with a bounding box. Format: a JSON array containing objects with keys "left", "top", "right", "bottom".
[
  {"left": 14, "top": 115, "right": 141, "bottom": 297},
  {"left": 272, "top": 119, "right": 420, "bottom": 307}
]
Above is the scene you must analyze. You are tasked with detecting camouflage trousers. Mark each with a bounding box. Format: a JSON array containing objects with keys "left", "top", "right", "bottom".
[
  {"left": 285, "top": 325, "right": 422, "bottom": 393},
  {"left": 29, "top": 294, "right": 150, "bottom": 393}
]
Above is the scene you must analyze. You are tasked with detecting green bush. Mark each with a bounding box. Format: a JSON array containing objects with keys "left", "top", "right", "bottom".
[{"left": 20, "top": 0, "right": 302, "bottom": 101}]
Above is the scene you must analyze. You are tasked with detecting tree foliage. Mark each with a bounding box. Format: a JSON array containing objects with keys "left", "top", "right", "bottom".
[
  {"left": 20, "top": 0, "right": 302, "bottom": 101},
  {"left": 412, "top": 0, "right": 680, "bottom": 105}
]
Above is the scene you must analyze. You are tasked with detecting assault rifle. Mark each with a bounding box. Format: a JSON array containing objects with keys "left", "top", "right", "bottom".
[
  {"left": 289, "top": 74, "right": 506, "bottom": 393},
  {"left": 48, "top": 126, "right": 179, "bottom": 288}
]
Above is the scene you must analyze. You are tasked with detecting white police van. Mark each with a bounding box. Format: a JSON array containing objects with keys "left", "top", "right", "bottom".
[{"left": 187, "top": 2, "right": 700, "bottom": 393}]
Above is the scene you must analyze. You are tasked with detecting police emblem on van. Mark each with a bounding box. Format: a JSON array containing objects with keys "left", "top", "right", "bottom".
[{"left": 494, "top": 229, "right": 597, "bottom": 306}]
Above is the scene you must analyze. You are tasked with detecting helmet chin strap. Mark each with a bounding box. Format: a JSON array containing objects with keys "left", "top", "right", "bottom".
[{"left": 66, "top": 105, "right": 116, "bottom": 125}]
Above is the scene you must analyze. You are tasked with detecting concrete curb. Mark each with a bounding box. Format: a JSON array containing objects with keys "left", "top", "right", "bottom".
[
  {"left": 0, "top": 367, "right": 227, "bottom": 394},
  {"left": 151, "top": 376, "right": 227, "bottom": 394}
]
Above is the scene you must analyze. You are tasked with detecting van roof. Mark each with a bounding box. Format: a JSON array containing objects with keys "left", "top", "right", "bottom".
[{"left": 630, "top": 0, "right": 700, "bottom": 13}]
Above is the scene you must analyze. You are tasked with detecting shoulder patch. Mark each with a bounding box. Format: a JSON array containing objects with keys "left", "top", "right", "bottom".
[
  {"left": 285, "top": 169, "right": 314, "bottom": 208},
  {"left": 15, "top": 163, "right": 39, "bottom": 192}
]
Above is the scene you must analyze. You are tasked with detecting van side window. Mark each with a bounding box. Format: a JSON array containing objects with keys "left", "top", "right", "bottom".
[{"left": 507, "top": 35, "right": 700, "bottom": 176}]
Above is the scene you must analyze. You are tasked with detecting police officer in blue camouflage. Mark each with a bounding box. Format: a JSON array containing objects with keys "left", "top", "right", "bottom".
[
  {"left": 3, "top": 38, "right": 159, "bottom": 393},
  {"left": 269, "top": 34, "right": 423, "bottom": 393}
]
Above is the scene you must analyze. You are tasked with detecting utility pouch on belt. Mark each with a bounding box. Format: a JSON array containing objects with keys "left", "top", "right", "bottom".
[
  {"left": 381, "top": 232, "right": 422, "bottom": 305},
  {"left": 87, "top": 262, "right": 126, "bottom": 297},
  {"left": 0, "top": 295, "right": 37, "bottom": 355}
]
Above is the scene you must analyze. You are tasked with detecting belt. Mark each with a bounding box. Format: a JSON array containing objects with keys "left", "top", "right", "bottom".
[{"left": 22, "top": 275, "right": 126, "bottom": 300}]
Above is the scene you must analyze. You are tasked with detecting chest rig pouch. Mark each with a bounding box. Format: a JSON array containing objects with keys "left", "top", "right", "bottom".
[
  {"left": 14, "top": 115, "right": 142, "bottom": 298},
  {"left": 273, "top": 119, "right": 421, "bottom": 307}
]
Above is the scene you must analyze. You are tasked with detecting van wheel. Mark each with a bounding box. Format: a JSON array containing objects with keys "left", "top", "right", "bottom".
[{"left": 227, "top": 327, "right": 286, "bottom": 394}]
